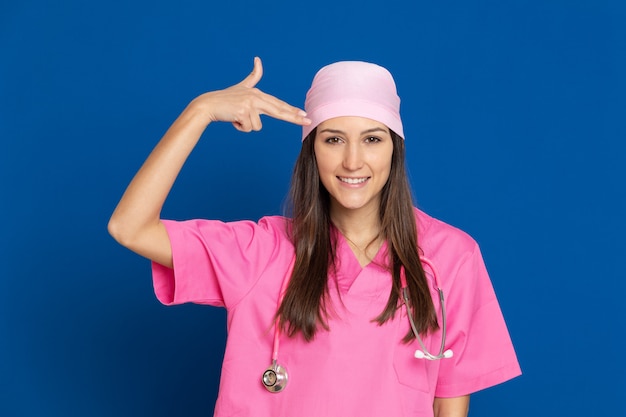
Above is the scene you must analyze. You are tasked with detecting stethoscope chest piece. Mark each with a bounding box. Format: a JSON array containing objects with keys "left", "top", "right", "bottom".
[{"left": 262, "top": 362, "right": 288, "bottom": 393}]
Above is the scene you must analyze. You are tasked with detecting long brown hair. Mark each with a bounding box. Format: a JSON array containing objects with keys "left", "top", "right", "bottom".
[{"left": 278, "top": 128, "right": 438, "bottom": 342}]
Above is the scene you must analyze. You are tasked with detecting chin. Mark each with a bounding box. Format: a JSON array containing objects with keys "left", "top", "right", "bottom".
[{"left": 335, "top": 199, "right": 377, "bottom": 212}]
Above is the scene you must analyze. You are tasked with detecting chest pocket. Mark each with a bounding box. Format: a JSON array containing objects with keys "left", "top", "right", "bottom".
[{"left": 392, "top": 307, "right": 437, "bottom": 394}]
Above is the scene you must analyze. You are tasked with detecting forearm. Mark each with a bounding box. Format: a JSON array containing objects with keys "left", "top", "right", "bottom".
[
  {"left": 433, "top": 395, "right": 470, "bottom": 417},
  {"left": 108, "top": 58, "right": 309, "bottom": 266},
  {"left": 108, "top": 100, "right": 211, "bottom": 250}
]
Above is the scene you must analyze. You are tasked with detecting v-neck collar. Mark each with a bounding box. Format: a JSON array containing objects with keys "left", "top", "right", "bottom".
[{"left": 330, "top": 226, "right": 390, "bottom": 294}]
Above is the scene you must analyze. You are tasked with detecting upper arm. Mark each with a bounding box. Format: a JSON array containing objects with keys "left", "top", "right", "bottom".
[
  {"left": 109, "top": 219, "right": 173, "bottom": 268},
  {"left": 433, "top": 396, "right": 470, "bottom": 417}
]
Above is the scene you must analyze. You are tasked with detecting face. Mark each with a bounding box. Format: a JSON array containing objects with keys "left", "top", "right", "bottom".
[{"left": 314, "top": 116, "right": 394, "bottom": 217}]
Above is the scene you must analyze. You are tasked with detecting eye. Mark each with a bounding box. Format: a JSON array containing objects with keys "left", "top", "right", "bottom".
[
  {"left": 324, "top": 136, "right": 342, "bottom": 144},
  {"left": 364, "top": 136, "right": 382, "bottom": 143}
]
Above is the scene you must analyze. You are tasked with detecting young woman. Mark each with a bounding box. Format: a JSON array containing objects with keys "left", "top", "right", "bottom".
[{"left": 109, "top": 58, "right": 521, "bottom": 417}]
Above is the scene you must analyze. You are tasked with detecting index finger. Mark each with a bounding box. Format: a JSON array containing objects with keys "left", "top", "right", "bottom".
[{"left": 257, "top": 92, "right": 312, "bottom": 126}]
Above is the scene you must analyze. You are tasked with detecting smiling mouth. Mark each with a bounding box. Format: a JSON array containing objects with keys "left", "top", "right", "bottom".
[{"left": 338, "top": 176, "right": 369, "bottom": 184}]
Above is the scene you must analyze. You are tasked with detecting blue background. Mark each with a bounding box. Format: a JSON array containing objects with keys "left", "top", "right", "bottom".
[{"left": 1, "top": 0, "right": 625, "bottom": 416}]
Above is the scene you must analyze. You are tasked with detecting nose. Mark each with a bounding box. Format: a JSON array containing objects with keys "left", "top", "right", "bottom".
[{"left": 342, "top": 143, "right": 363, "bottom": 171}]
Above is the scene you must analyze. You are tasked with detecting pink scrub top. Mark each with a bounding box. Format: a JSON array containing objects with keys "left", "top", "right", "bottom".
[{"left": 152, "top": 208, "right": 521, "bottom": 417}]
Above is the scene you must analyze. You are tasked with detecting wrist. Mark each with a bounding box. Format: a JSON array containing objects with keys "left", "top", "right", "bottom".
[{"left": 186, "top": 93, "right": 217, "bottom": 125}]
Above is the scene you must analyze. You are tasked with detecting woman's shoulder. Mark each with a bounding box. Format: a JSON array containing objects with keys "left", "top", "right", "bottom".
[
  {"left": 163, "top": 215, "right": 293, "bottom": 244},
  {"left": 216, "top": 215, "right": 293, "bottom": 244},
  {"left": 257, "top": 215, "right": 292, "bottom": 238},
  {"left": 414, "top": 207, "right": 479, "bottom": 255}
]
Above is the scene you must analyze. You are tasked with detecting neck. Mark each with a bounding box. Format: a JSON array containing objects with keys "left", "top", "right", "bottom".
[{"left": 330, "top": 203, "right": 382, "bottom": 264}]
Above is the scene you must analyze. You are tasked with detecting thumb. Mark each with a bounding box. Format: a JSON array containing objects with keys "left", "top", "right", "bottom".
[{"left": 239, "top": 56, "right": 263, "bottom": 88}]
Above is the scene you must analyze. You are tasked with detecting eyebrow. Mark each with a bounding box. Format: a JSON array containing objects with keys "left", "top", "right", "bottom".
[{"left": 318, "top": 127, "right": 389, "bottom": 135}]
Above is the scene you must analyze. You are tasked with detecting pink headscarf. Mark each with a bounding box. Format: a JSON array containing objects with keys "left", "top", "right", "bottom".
[{"left": 302, "top": 61, "right": 404, "bottom": 140}]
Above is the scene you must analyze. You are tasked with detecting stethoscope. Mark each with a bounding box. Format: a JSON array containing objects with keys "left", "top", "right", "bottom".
[{"left": 261, "top": 256, "right": 452, "bottom": 393}]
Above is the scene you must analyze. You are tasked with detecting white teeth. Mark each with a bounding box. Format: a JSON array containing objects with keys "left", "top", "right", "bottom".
[{"left": 339, "top": 177, "right": 368, "bottom": 184}]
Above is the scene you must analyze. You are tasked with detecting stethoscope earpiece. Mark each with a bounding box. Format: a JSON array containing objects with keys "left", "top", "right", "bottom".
[
  {"left": 414, "top": 348, "right": 453, "bottom": 360},
  {"left": 262, "top": 362, "right": 288, "bottom": 392}
]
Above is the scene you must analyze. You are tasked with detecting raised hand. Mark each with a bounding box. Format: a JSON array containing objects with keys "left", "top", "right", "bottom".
[
  {"left": 194, "top": 57, "right": 311, "bottom": 132},
  {"left": 108, "top": 57, "right": 309, "bottom": 267}
]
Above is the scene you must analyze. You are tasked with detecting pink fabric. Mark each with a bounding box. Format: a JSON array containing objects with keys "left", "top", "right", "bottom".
[
  {"left": 302, "top": 61, "right": 404, "bottom": 140},
  {"left": 152, "top": 209, "right": 521, "bottom": 416}
]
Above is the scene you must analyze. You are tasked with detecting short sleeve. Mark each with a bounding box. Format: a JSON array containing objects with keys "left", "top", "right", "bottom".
[
  {"left": 434, "top": 243, "right": 521, "bottom": 397},
  {"left": 151, "top": 217, "right": 289, "bottom": 308}
]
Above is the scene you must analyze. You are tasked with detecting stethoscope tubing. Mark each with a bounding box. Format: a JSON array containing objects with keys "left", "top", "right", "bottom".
[
  {"left": 270, "top": 256, "right": 296, "bottom": 364},
  {"left": 401, "top": 256, "right": 452, "bottom": 360},
  {"left": 263, "top": 254, "right": 451, "bottom": 392}
]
